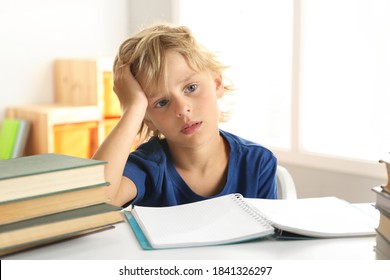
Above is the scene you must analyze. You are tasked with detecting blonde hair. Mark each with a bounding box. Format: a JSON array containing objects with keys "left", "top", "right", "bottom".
[{"left": 114, "top": 24, "right": 233, "bottom": 144}]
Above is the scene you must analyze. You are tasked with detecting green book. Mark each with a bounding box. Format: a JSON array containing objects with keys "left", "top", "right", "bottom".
[
  {"left": 0, "top": 203, "right": 123, "bottom": 256},
  {"left": 0, "top": 203, "right": 121, "bottom": 233},
  {"left": 0, "top": 119, "right": 20, "bottom": 160},
  {"left": 0, "top": 153, "right": 108, "bottom": 203}
]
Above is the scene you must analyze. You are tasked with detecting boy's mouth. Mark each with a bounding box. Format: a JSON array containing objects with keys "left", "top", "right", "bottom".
[{"left": 181, "top": 121, "right": 203, "bottom": 135}]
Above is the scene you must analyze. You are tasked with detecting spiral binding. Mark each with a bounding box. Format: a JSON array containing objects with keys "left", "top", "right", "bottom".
[{"left": 230, "top": 193, "right": 273, "bottom": 229}]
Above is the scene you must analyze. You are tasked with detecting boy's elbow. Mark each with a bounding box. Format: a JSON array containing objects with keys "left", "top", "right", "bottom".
[{"left": 106, "top": 177, "right": 137, "bottom": 207}]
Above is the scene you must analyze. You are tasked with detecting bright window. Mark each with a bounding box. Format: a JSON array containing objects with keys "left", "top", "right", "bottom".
[
  {"left": 178, "top": 0, "right": 293, "bottom": 149},
  {"left": 300, "top": 0, "right": 390, "bottom": 162},
  {"left": 177, "top": 0, "right": 389, "bottom": 178}
]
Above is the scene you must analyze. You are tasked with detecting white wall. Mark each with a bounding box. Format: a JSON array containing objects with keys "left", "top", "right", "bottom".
[
  {"left": 0, "top": 0, "right": 131, "bottom": 119},
  {"left": 282, "top": 163, "right": 384, "bottom": 203},
  {"left": 127, "top": 0, "right": 178, "bottom": 34}
]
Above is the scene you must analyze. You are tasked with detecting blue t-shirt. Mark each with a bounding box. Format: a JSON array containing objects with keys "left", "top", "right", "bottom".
[{"left": 123, "top": 130, "right": 277, "bottom": 207}]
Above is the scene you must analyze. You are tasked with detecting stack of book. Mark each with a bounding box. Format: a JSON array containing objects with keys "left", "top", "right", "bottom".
[
  {"left": 0, "top": 153, "right": 123, "bottom": 257},
  {"left": 372, "top": 158, "right": 390, "bottom": 259}
]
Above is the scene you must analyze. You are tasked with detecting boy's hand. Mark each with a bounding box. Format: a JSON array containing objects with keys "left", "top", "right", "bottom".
[{"left": 113, "top": 60, "right": 148, "bottom": 113}]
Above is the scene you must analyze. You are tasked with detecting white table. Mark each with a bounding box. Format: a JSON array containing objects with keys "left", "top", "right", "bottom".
[{"left": 3, "top": 204, "right": 379, "bottom": 260}]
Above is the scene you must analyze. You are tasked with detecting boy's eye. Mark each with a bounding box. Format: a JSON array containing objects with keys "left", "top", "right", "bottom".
[
  {"left": 155, "top": 98, "right": 169, "bottom": 108},
  {"left": 184, "top": 84, "right": 198, "bottom": 93}
]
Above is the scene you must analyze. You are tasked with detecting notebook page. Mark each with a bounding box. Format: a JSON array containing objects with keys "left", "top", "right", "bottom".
[
  {"left": 131, "top": 194, "right": 274, "bottom": 248},
  {"left": 246, "top": 197, "right": 378, "bottom": 237}
]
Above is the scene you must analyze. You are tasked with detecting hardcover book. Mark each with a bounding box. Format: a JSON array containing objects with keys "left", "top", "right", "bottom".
[
  {"left": 0, "top": 153, "right": 107, "bottom": 203},
  {"left": 0, "top": 203, "right": 123, "bottom": 256}
]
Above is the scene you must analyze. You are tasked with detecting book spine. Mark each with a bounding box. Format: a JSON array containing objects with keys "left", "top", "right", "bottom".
[{"left": 12, "top": 120, "right": 30, "bottom": 158}]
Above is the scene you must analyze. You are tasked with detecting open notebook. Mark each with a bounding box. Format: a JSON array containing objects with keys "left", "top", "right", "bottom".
[{"left": 123, "top": 194, "right": 378, "bottom": 250}]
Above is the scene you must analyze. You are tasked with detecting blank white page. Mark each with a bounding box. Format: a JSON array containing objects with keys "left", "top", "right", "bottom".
[
  {"left": 131, "top": 194, "right": 274, "bottom": 248},
  {"left": 246, "top": 197, "right": 378, "bottom": 237}
]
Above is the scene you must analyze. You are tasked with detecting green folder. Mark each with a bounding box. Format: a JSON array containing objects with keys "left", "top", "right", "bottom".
[{"left": 0, "top": 119, "right": 20, "bottom": 160}]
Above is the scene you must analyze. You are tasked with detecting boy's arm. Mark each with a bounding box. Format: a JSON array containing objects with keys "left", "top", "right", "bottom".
[{"left": 93, "top": 61, "right": 148, "bottom": 206}]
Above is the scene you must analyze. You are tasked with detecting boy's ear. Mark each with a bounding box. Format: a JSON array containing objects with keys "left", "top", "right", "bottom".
[{"left": 213, "top": 71, "right": 224, "bottom": 98}]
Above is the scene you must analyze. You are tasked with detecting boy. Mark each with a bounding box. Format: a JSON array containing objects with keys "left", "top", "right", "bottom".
[{"left": 93, "top": 24, "right": 277, "bottom": 207}]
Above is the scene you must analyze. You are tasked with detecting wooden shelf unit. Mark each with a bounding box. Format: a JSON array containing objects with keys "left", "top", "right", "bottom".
[
  {"left": 53, "top": 58, "right": 121, "bottom": 142},
  {"left": 6, "top": 105, "right": 101, "bottom": 158},
  {"left": 5, "top": 58, "right": 121, "bottom": 158}
]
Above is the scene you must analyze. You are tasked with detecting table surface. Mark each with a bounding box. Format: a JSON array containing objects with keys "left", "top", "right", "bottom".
[{"left": 3, "top": 203, "right": 379, "bottom": 260}]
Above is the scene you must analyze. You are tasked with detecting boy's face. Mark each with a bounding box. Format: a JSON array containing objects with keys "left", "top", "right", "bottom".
[{"left": 143, "top": 50, "right": 224, "bottom": 148}]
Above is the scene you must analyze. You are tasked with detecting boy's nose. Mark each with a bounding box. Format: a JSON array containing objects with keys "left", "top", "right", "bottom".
[
  {"left": 175, "top": 98, "right": 191, "bottom": 118},
  {"left": 177, "top": 108, "right": 190, "bottom": 118}
]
